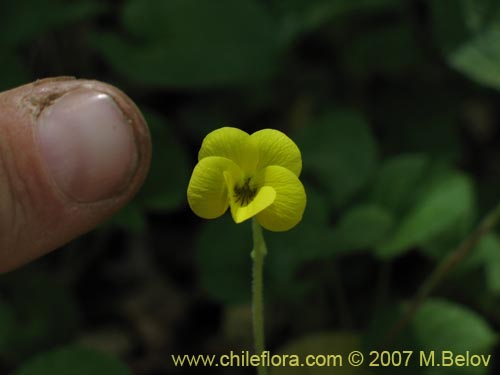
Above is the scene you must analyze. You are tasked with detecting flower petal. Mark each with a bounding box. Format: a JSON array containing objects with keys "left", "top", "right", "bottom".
[
  {"left": 198, "top": 127, "right": 258, "bottom": 174},
  {"left": 187, "top": 156, "right": 242, "bottom": 219},
  {"left": 227, "top": 183, "right": 276, "bottom": 224},
  {"left": 251, "top": 129, "right": 302, "bottom": 176},
  {"left": 254, "top": 165, "right": 306, "bottom": 231}
]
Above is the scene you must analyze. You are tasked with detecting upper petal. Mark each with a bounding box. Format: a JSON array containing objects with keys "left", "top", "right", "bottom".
[
  {"left": 187, "top": 156, "right": 242, "bottom": 219},
  {"left": 198, "top": 127, "right": 259, "bottom": 174},
  {"left": 254, "top": 165, "right": 306, "bottom": 231},
  {"left": 251, "top": 129, "right": 302, "bottom": 176}
]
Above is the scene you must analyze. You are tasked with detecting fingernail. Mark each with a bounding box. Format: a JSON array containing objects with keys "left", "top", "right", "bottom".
[{"left": 37, "top": 88, "right": 137, "bottom": 202}]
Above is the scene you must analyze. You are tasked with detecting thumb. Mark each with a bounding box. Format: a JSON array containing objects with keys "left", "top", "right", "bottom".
[{"left": 0, "top": 77, "right": 151, "bottom": 272}]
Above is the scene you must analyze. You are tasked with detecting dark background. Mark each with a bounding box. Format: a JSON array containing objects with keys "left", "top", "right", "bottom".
[{"left": 1, "top": 0, "right": 500, "bottom": 374}]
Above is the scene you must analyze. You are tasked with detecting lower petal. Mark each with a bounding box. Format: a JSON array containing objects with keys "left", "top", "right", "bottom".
[
  {"left": 254, "top": 166, "right": 307, "bottom": 231},
  {"left": 187, "top": 156, "right": 242, "bottom": 219},
  {"left": 229, "top": 186, "right": 276, "bottom": 224}
]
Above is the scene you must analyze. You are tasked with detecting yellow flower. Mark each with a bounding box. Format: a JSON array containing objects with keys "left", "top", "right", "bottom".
[{"left": 187, "top": 127, "right": 306, "bottom": 231}]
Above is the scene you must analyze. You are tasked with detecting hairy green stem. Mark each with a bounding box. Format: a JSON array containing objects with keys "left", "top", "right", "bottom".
[
  {"left": 252, "top": 218, "right": 267, "bottom": 375},
  {"left": 383, "top": 202, "right": 500, "bottom": 345}
]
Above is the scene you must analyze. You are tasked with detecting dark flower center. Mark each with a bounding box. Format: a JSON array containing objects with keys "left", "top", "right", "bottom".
[{"left": 233, "top": 177, "right": 257, "bottom": 206}]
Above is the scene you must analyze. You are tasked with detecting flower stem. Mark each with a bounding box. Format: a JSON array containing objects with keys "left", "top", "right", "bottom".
[
  {"left": 252, "top": 218, "right": 267, "bottom": 375},
  {"left": 383, "top": 201, "right": 500, "bottom": 345}
]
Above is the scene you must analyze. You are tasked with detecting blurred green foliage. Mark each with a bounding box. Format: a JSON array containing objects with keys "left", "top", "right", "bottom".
[
  {"left": 271, "top": 332, "right": 370, "bottom": 375},
  {"left": 91, "top": 0, "right": 279, "bottom": 88},
  {"left": 15, "top": 346, "right": 132, "bottom": 375},
  {"left": 1, "top": 0, "right": 500, "bottom": 373},
  {"left": 364, "top": 299, "right": 497, "bottom": 375},
  {"left": 432, "top": 0, "right": 500, "bottom": 90}
]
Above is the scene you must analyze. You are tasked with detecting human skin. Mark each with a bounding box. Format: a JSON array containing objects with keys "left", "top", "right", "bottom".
[{"left": 0, "top": 77, "right": 151, "bottom": 272}]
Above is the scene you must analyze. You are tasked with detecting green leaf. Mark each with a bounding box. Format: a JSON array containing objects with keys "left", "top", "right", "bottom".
[
  {"left": 450, "top": 29, "right": 500, "bottom": 89},
  {"left": 271, "top": 332, "right": 370, "bottom": 375},
  {"left": 331, "top": 204, "right": 394, "bottom": 253},
  {"left": 431, "top": 0, "right": 500, "bottom": 90},
  {"left": 265, "top": 186, "right": 331, "bottom": 300},
  {"left": 91, "top": 0, "right": 278, "bottom": 88},
  {"left": 195, "top": 215, "right": 252, "bottom": 304},
  {"left": 295, "top": 111, "right": 378, "bottom": 209},
  {"left": 430, "top": 0, "right": 469, "bottom": 51},
  {"left": 178, "top": 101, "right": 232, "bottom": 140},
  {"left": 377, "top": 172, "right": 475, "bottom": 258},
  {"left": 410, "top": 299, "right": 497, "bottom": 375},
  {"left": 370, "top": 154, "right": 429, "bottom": 215},
  {"left": 0, "top": 269, "right": 79, "bottom": 363},
  {"left": 461, "top": 0, "right": 500, "bottom": 32},
  {"left": 370, "top": 156, "right": 476, "bottom": 259},
  {"left": 342, "top": 23, "right": 423, "bottom": 79},
  {"left": 460, "top": 234, "right": 500, "bottom": 295},
  {"left": 105, "top": 202, "right": 146, "bottom": 233},
  {"left": 15, "top": 346, "right": 132, "bottom": 375},
  {"left": 195, "top": 186, "right": 330, "bottom": 304},
  {"left": 0, "top": 0, "right": 107, "bottom": 47},
  {"left": 483, "top": 235, "right": 500, "bottom": 294},
  {"left": 274, "top": 0, "right": 400, "bottom": 43},
  {"left": 0, "top": 302, "right": 15, "bottom": 354},
  {"left": 138, "top": 109, "right": 189, "bottom": 212},
  {"left": 365, "top": 300, "right": 497, "bottom": 374},
  {"left": 413, "top": 299, "right": 496, "bottom": 352},
  {"left": 364, "top": 303, "right": 412, "bottom": 352}
]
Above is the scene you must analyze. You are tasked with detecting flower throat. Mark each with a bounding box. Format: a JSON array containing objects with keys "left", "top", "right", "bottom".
[{"left": 234, "top": 177, "right": 257, "bottom": 206}]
